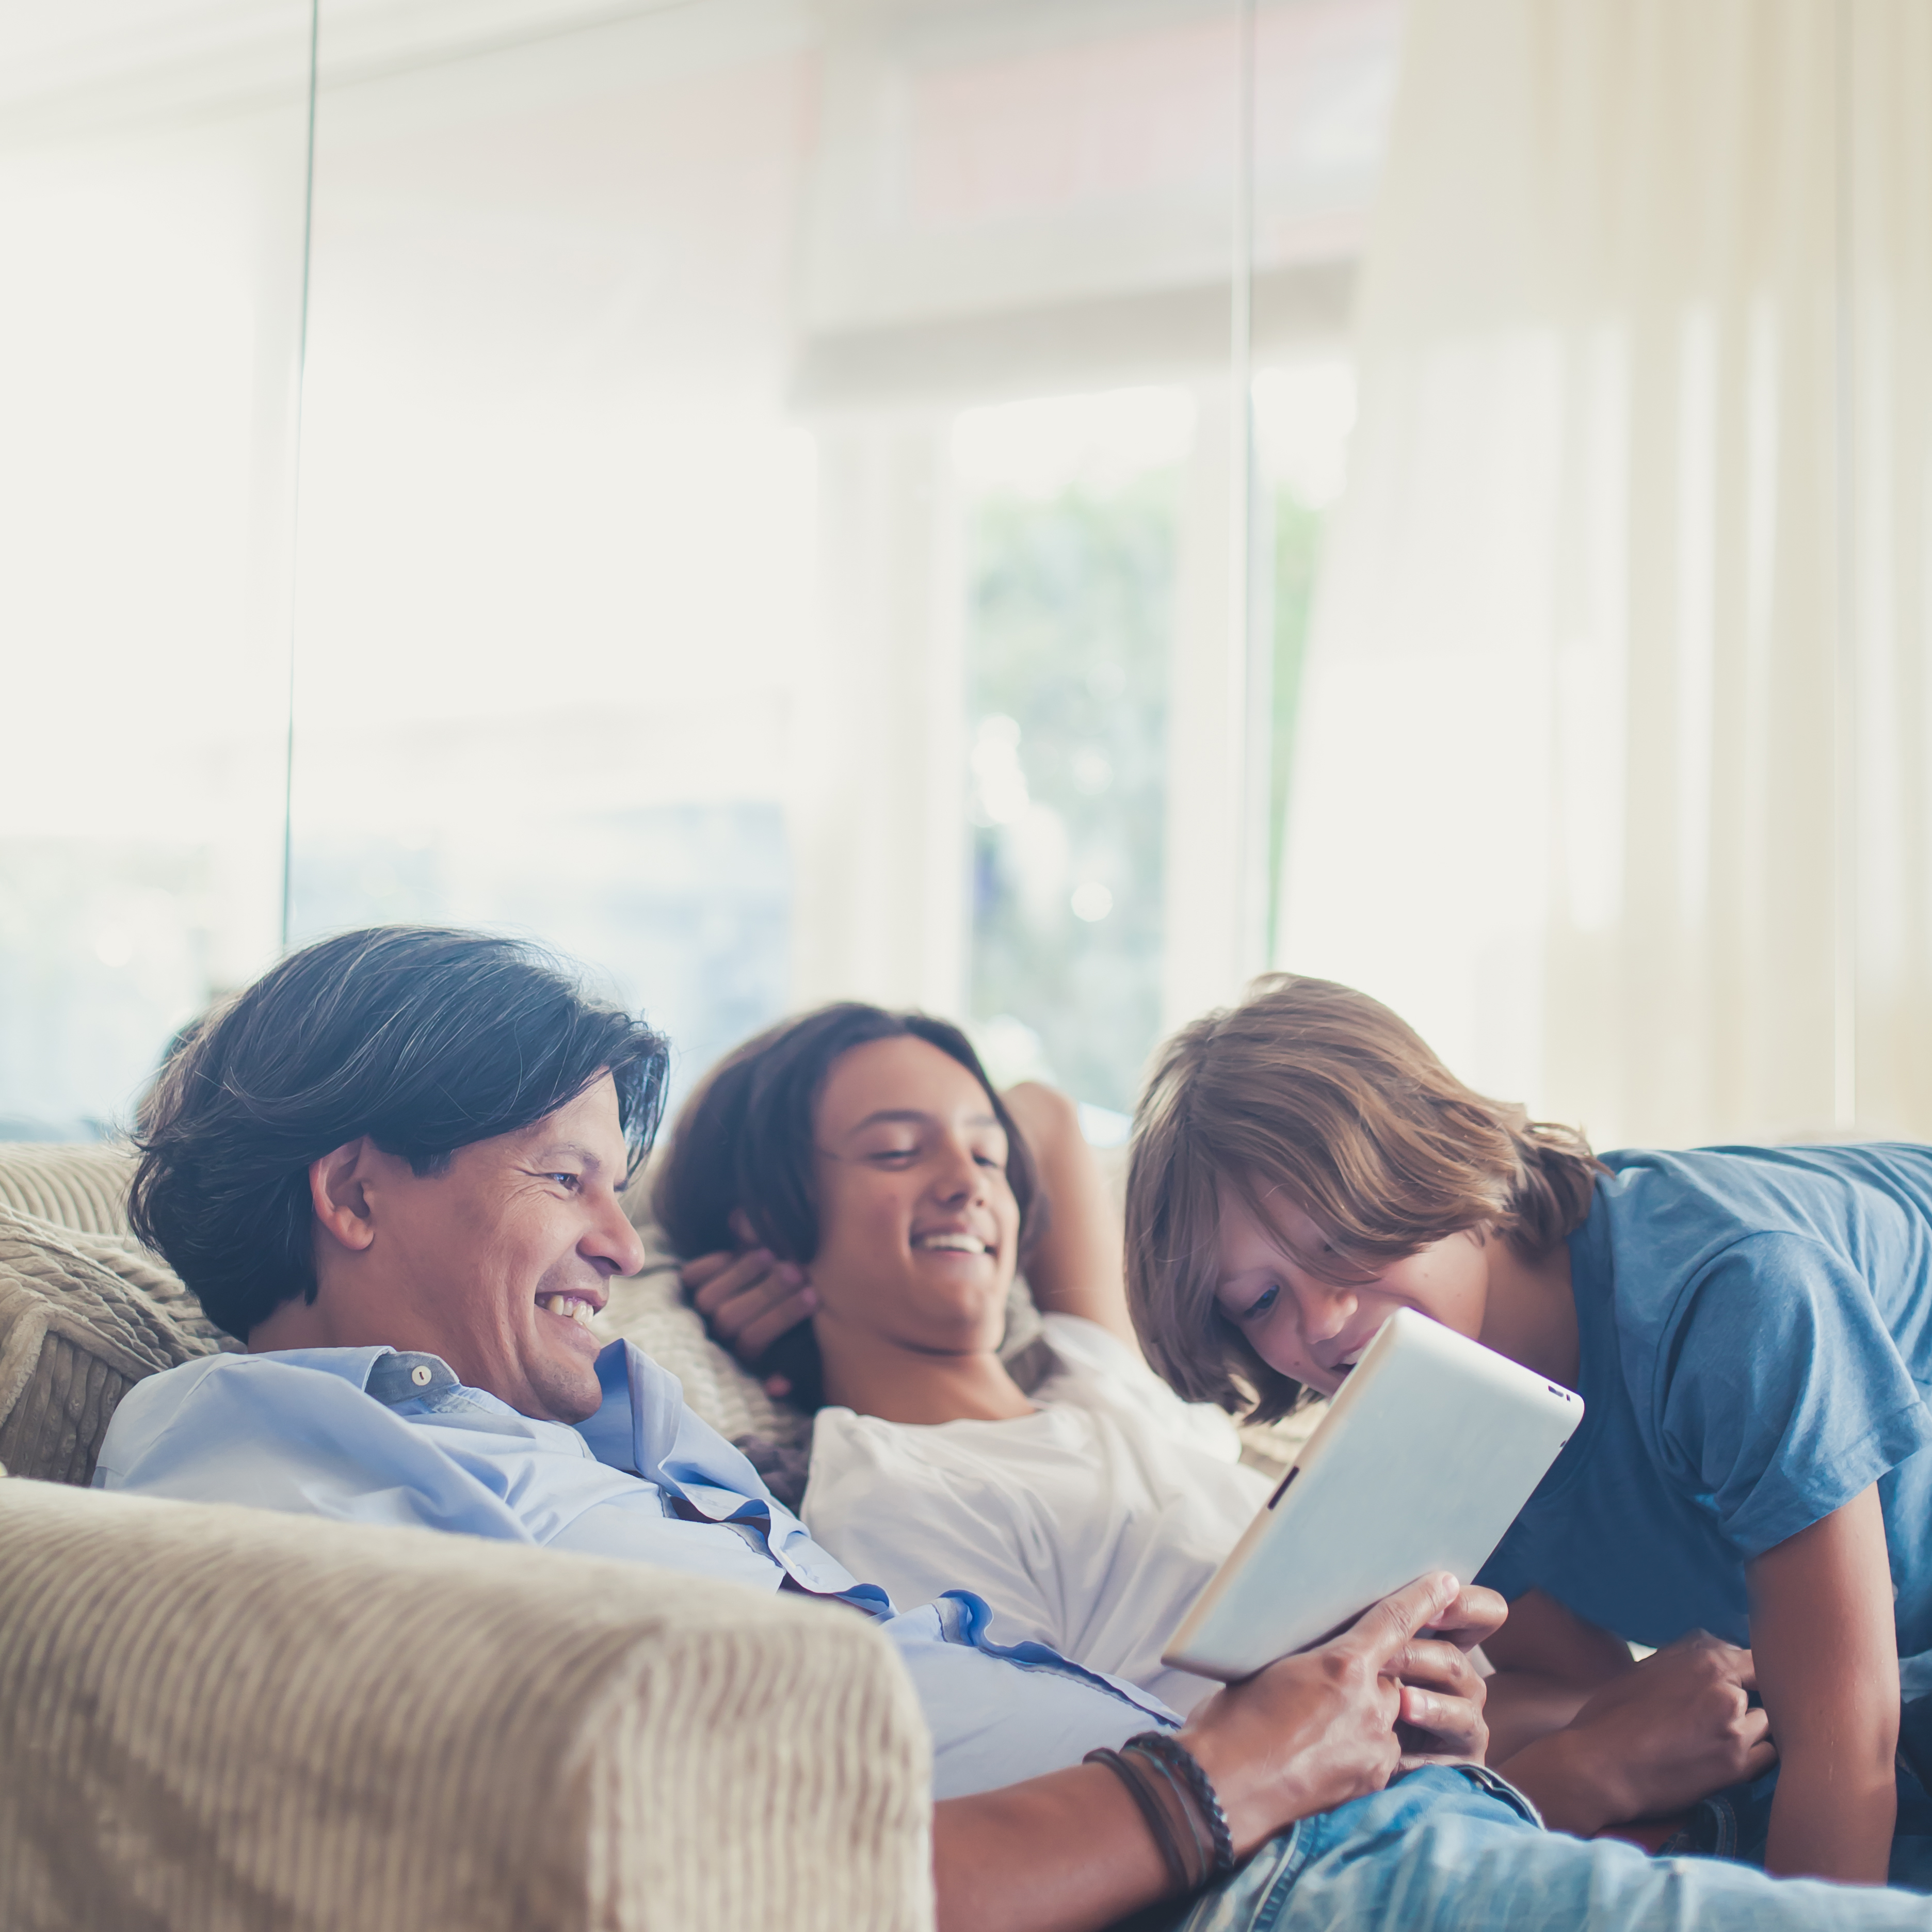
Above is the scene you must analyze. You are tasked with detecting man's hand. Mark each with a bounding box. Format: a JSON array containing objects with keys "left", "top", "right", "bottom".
[
  {"left": 1425, "top": 1582, "right": 1509, "bottom": 1653},
  {"left": 1179, "top": 1572, "right": 1488, "bottom": 1859},
  {"left": 1393, "top": 1583, "right": 1505, "bottom": 1768},
  {"left": 1499, "top": 1630, "right": 1775, "bottom": 1835},
  {"left": 681, "top": 1248, "right": 815, "bottom": 1396},
  {"left": 936, "top": 1576, "right": 1494, "bottom": 1932}
]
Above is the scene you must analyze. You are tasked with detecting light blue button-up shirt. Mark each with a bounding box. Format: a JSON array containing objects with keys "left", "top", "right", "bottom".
[{"left": 94, "top": 1339, "right": 1174, "bottom": 1796}]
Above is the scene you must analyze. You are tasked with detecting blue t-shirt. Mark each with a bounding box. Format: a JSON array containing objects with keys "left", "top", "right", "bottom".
[{"left": 1478, "top": 1143, "right": 1932, "bottom": 1653}]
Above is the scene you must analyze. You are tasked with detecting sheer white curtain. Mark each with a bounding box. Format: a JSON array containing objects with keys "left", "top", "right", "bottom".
[{"left": 1278, "top": 0, "right": 1932, "bottom": 1150}]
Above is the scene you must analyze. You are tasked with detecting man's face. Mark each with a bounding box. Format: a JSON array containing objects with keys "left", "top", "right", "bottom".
[{"left": 310, "top": 1073, "right": 646, "bottom": 1422}]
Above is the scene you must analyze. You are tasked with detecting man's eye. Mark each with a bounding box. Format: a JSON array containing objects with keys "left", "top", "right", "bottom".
[
  {"left": 548, "top": 1172, "right": 583, "bottom": 1192},
  {"left": 973, "top": 1152, "right": 1006, "bottom": 1170},
  {"left": 1241, "top": 1283, "right": 1280, "bottom": 1322},
  {"left": 868, "top": 1147, "right": 918, "bottom": 1164}
]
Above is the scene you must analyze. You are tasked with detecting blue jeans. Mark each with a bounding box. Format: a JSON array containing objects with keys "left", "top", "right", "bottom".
[
  {"left": 1180, "top": 1767, "right": 1932, "bottom": 1931},
  {"left": 1656, "top": 1761, "right": 1932, "bottom": 1892}
]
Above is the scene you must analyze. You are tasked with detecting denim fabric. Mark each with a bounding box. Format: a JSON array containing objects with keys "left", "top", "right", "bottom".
[
  {"left": 1657, "top": 1758, "right": 1932, "bottom": 1893},
  {"left": 1178, "top": 1767, "right": 1932, "bottom": 1932}
]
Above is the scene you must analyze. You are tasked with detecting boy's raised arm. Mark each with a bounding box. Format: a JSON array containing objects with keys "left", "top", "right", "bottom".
[
  {"left": 1749, "top": 1485, "right": 1899, "bottom": 1885},
  {"left": 1000, "top": 1081, "right": 1137, "bottom": 1346}
]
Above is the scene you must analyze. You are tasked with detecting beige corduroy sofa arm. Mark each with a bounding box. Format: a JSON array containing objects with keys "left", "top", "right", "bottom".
[{"left": 0, "top": 1481, "right": 935, "bottom": 1932}]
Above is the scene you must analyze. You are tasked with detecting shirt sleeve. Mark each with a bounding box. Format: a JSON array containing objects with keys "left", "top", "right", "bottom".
[
  {"left": 94, "top": 1355, "right": 541, "bottom": 1541},
  {"left": 1475, "top": 1518, "right": 1538, "bottom": 1603},
  {"left": 1652, "top": 1231, "right": 1932, "bottom": 1559}
]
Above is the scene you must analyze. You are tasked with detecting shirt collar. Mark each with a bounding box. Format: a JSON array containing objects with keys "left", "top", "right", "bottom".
[
  {"left": 364, "top": 1351, "right": 462, "bottom": 1408},
  {"left": 250, "top": 1345, "right": 488, "bottom": 1415}
]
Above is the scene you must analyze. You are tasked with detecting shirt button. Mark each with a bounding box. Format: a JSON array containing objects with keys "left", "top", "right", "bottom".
[{"left": 410, "top": 1364, "right": 433, "bottom": 1388}]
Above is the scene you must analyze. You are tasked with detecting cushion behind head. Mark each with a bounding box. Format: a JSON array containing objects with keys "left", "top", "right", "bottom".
[
  {"left": 0, "top": 1142, "right": 142, "bottom": 1238},
  {"left": 0, "top": 1204, "right": 233, "bottom": 1485}
]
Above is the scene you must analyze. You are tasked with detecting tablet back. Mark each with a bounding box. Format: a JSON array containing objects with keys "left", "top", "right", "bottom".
[{"left": 1162, "top": 1309, "right": 1582, "bottom": 1682}]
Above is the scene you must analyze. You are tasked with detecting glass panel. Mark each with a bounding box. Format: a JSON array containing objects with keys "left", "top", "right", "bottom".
[
  {"left": 0, "top": 4, "right": 314, "bottom": 1136},
  {"left": 1253, "top": 357, "right": 1357, "bottom": 961},
  {"left": 959, "top": 392, "right": 1192, "bottom": 1118},
  {"left": 291, "top": 4, "right": 816, "bottom": 1092},
  {"left": 291, "top": 0, "right": 1267, "bottom": 1101},
  {"left": 1251, "top": 0, "right": 1399, "bottom": 967}
]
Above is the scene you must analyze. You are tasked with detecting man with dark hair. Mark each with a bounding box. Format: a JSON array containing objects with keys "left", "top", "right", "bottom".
[
  {"left": 131, "top": 927, "right": 671, "bottom": 1424},
  {"left": 96, "top": 928, "right": 1926, "bottom": 1932}
]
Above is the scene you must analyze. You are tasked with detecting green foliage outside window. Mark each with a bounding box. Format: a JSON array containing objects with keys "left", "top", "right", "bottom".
[
  {"left": 1267, "top": 490, "right": 1324, "bottom": 963},
  {"left": 964, "top": 470, "right": 1327, "bottom": 1114},
  {"left": 964, "top": 473, "right": 1177, "bottom": 1114}
]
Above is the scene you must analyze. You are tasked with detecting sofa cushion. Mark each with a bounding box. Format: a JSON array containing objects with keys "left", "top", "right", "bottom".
[
  {"left": 0, "top": 1140, "right": 139, "bottom": 1236},
  {"left": 0, "top": 1203, "right": 232, "bottom": 1485},
  {"left": 0, "top": 1478, "right": 935, "bottom": 1932}
]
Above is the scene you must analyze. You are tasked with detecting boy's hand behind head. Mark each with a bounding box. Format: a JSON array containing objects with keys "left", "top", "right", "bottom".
[{"left": 683, "top": 1247, "right": 815, "bottom": 1393}]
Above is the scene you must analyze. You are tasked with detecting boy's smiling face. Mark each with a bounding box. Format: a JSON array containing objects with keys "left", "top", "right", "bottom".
[
  {"left": 804, "top": 1034, "right": 1021, "bottom": 1356},
  {"left": 1212, "top": 1180, "right": 1491, "bottom": 1396}
]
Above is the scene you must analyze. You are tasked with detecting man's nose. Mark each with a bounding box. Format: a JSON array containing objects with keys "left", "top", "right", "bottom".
[{"left": 587, "top": 1189, "right": 647, "bottom": 1276}]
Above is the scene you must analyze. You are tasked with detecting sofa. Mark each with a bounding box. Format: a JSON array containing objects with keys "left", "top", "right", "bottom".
[{"left": 0, "top": 1142, "right": 937, "bottom": 1931}]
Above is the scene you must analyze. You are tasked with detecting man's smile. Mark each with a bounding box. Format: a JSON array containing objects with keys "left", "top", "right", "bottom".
[{"left": 536, "top": 1290, "right": 602, "bottom": 1327}]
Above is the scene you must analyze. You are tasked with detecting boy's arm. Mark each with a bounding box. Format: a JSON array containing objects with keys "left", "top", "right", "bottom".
[
  {"left": 1478, "top": 1587, "right": 1633, "bottom": 1760},
  {"left": 999, "top": 1081, "right": 1136, "bottom": 1346},
  {"left": 1482, "top": 1592, "right": 1778, "bottom": 1833},
  {"left": 1496, "top": 1630, "right": 1773, "bottom": 1834},
  {"left": 1748, "top": 1484, "right": 1898, "bottom": 1884}
]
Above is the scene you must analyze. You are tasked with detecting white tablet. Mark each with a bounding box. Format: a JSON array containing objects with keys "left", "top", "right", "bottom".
[{"left": 1162, "top": 1308, "right": 1583, "bottom": 1682}]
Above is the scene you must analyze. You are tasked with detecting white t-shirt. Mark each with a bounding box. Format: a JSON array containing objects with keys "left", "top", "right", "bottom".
[{"left": 802, "top": 1313, "right": 1272, "bottom": 1714}]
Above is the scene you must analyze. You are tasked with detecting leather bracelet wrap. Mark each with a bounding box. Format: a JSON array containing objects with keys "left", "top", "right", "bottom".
[
  {"left": 1084, "top": 1746, "right": 1194, "bottom": 1895},
  {"left": 1130, "top": 1738, "right": 1210, "bottom": 1880},
  {"left": 1124, "top": 1732, "right": 1236, "bottom": 1880}
]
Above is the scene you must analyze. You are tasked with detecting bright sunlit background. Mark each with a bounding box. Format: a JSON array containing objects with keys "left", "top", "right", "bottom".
[
  {"left": 0, "top": 0, "right": 1390, "bottom": 1133},
  {"left": 4, "top": 0, "right": 1928, "bottom": 1154}
]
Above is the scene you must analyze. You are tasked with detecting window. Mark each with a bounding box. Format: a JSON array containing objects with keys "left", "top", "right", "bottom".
[
  {"left": 2, "top": 0, "right": 1397, "bottom": 1128},
  {"left": 960, "top": 392, "right": 1190, "bottom": 1116}
]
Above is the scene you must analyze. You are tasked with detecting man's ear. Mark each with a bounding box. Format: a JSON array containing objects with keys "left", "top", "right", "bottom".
[{"left": 310, "top": 1139, "right": 379, "bottom": 1254}]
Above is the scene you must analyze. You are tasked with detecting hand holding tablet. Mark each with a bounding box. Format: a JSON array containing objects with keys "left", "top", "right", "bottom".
[{"left": 1172, "top": 1569, "right": 1501, "bottom": 1858}]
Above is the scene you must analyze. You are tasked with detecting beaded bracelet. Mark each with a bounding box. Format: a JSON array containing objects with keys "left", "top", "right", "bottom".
[
  {"left": 1124, "top": 1732, "right": 1236, "bottom": 1880},
  {"left": 1083, "top": 1747, "right": 1194, "bottom": 1894}
]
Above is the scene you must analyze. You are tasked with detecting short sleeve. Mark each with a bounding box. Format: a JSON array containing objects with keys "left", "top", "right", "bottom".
[
  {"left": 1653, "top": 1232, "right": 1932, "bottom": 1559},
  {"left": 1475, "top": 1518, "right": 1538, "bottom": 1603}
]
